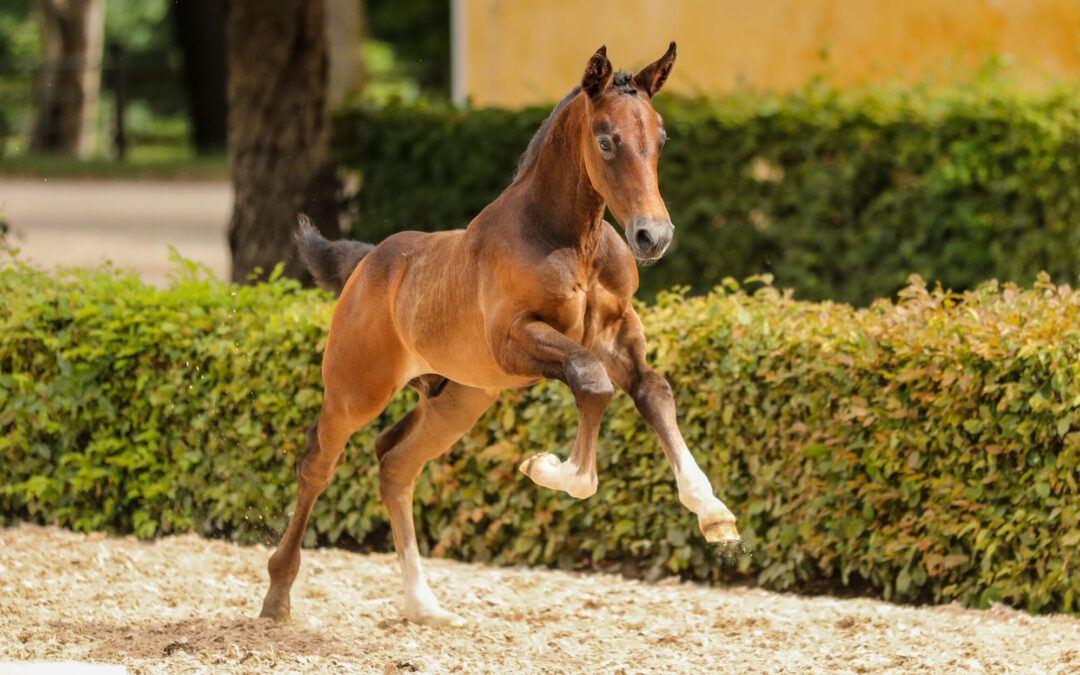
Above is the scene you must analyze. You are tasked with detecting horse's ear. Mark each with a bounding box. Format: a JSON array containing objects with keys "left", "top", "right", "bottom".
[
  {"left": 582, "top": 45, "right": 613, "bottom": 99},
  {"left": 633, "top": 41, "right": 677, "bottom": 97}
]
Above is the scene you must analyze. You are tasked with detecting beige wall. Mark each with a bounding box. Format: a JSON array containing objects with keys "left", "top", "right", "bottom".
[{"left": 457, "top": 0, "right": 1080, "bottom": 107}]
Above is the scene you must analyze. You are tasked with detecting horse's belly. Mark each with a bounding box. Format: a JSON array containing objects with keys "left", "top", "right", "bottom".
[
  {"left": 437, "top": 360, "right": 538, "bottom": 390},
  {"left": 407, "top": 328, "right": 533, "bottom": 390}
]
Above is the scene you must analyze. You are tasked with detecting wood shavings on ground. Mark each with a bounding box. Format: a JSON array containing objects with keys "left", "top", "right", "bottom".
[{"left": 1, "top": 525, "right": 1078, "bottom": 674}]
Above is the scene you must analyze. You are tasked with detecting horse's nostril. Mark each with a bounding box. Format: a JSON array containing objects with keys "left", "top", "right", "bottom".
[{"left": 635, "top": 229, "right": 654, "bottom": 251}]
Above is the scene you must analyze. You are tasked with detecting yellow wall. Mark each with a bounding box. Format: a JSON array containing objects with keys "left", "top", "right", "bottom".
[{"left": 459, "top": 0, "right": 1080, "bottom": 107}]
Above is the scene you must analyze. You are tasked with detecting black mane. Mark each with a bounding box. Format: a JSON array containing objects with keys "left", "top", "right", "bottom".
[{"left": 512, "top": 71, "right": 637, "bottom": 183}]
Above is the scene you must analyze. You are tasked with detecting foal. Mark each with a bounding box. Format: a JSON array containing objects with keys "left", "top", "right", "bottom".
[{"left": 260, "top": 43, "right": 740, "bottom": 628}]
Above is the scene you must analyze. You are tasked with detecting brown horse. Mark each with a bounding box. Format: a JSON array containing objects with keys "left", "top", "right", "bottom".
[{"left": 259, "top": 43, "right": 741, "bottom": 628}]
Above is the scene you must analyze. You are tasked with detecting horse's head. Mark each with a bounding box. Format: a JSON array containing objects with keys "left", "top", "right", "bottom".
[{"left": 580, "top": 43, "right": 677, "bottom": 261}]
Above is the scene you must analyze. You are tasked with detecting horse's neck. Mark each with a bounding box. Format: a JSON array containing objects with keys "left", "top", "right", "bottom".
[{"left": 517, "top": 103, "right": 606, "bottom": 255}]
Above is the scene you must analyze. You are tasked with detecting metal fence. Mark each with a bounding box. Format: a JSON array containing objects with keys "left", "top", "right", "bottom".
[{"left": 0, "top": 48, "right": 188, "bottom": 158}]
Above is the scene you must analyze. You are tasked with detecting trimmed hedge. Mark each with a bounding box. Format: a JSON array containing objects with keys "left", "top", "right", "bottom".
[
  {"left": 2, "top": 260, "right": 1080, "bottom": 614},
  {"left": 335, "top": 84, "right": 1080, "bottom": 305}
]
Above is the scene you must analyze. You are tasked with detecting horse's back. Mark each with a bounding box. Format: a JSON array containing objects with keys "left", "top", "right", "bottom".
[
  {"left": 331, "top": 227, "right": 516, "bottom": 387},
  {"left": 347, "top": 229, "right": 465, "bottom": 280}
]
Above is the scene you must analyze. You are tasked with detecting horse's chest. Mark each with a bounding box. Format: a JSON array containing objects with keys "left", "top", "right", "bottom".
[
  {"left": 547, "top": 289, "right": 588, "bottom": 340},
  {"left": 527, "top": 250, "right": 628, "bottom": 347},
  {"left": 545, "top": 284, "right": 621, "bottom": 347}
]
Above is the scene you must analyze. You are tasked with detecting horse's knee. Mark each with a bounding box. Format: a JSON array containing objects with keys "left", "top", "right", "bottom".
[
  {"left": 632, "top": 370, "right": 675, "bottom": 425},
  {"left": 567, "top": 358, "right": 614, "bottom": 414}
]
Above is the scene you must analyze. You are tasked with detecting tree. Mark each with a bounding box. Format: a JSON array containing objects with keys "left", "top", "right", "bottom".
[
  {"left": 171, "top": 0, "right": 227, "bottom": 153},
  {"left": 226, "top": 0, "right": 340, "bottom": 283},
  {"left": 325, "top": 0, "right": 365, "bottom": 106},
  {"left": 29, "top": 0, "right": 106, "bottom": 157}
]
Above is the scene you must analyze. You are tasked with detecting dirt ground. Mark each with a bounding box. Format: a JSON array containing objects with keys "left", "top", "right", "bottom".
[{"left": 1, "top": 525, "right": 1078, "bottom": 674}]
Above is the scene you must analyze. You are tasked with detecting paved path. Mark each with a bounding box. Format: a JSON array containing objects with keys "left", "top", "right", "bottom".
[{"left": 0, "top": 178, "right": 232, "bottom": 286}]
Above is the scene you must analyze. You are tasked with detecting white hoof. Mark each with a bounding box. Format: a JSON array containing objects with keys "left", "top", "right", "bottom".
[
  {"left": 519, "top": 452, "right": 597, "bottom": 499},
  {"left": 700, "top": 517, "right": 741, "bottom": 543},
  {"left": 404, "top": 605, "right": 466, "bottom": 628}
]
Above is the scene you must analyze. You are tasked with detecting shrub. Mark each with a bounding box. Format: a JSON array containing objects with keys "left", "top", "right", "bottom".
[
  {"left": 2, "top": 260, "right": 1079, "bottom": 614},
  {"left": 334, "top": 84, "right": 1080, "bottom": 305}
]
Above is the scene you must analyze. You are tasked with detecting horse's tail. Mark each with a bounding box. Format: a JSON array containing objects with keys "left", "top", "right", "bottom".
[{"left": 295, "top": 214, "right": 374, "bottom": 294}]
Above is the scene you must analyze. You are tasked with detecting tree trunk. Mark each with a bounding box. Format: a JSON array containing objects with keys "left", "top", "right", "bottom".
[
  {"left": 325, "top": 0, "right": 365, "bottom": 106},
  {"left": 172, "top": 0, "right": 228, "bottom": 154},
  {"left": 29, "top": 0, "right": 106, "bottom": 158},
  {"left": 226, "top": 0, "right": 340, "bottom": 284}
]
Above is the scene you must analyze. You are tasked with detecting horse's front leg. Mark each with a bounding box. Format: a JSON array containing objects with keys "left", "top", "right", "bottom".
[
  {"left": 602, "top": 311, "right": 741, "bottom": 543},
  {"left": 501, "top": 319, "right": 613, "bottom": 499}
]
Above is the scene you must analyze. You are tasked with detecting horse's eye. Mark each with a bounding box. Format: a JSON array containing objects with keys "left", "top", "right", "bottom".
[{"left": 597, "top": 136, "right": 615, "bottom": 158}]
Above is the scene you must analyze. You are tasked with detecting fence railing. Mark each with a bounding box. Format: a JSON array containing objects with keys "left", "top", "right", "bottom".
[{"left": 0, "top": 48, "right": 187, "bottom": 159}]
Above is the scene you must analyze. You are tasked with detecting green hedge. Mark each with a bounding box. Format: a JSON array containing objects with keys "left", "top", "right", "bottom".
[
  {"left": 335, "top": 84, "right": 1080, "bottom": 305},
  {"left": 3, "top": 260, "right": 1080, "bottom": 614}
]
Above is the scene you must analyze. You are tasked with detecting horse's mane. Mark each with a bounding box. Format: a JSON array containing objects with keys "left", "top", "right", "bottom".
[{"left": 512, "top": 72, "right": 637, "bottom": 183}]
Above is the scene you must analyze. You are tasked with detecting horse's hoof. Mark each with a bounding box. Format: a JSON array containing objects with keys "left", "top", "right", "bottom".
[
  {"left": 259, "top": 591, "right": 291, "bottom": 621},
  {"left": 519, "top": 451, "right": 560, "bottom": 478},
  {"left": 259, "top": 605, "right": 291, "bottom": 622},
  {"left": 519, "top": 452, "right": 597, "bottom": 499},
  {"left": 405, "top": 607, "right": 466, "bottom": 628},
  {"left": 701, "top": 519, "right": 741, "bottom": 544}
]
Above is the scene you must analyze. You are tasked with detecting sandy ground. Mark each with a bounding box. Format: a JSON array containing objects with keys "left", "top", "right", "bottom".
[
  {"left": 0, "top": 179, "right": 231, "bottom": 286},
  {"left": 1, "top": 526, "right": 1078, "bottom": 674}
]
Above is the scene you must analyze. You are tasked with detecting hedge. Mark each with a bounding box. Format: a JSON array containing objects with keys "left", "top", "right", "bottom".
[
  {"left": 334, "top": 83, "right": 1080, "bottom": 305},
  {"left": 2, "top": 259, "right": 1080, "bottom": 615}
]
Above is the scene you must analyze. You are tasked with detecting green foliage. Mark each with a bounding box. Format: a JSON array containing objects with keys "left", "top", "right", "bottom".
[
  {"left": 3, "top": 261, "right": 1080, "bottom": 615},
  {"left": 366, "top": 0, "right": 450, "bottom": 94},
  {"left": 359, "top": 39, "right": 423, "bottom": 106},
  {"left": 105, "top": 0, "right": 172, "bottom": 53},
  {"left": 0, "top": 0, "right": 37, "bottom": 59},
  {"left": 0, "top": 0, "right": 40, "bottom": 146},
  {"left": 334, "top": 83, "right": 1080, "bottom": 305},
  {"left": 0, "top": 153, "right": 228, "bottom": 180},
  {"left": 335, "top": 101, "right": 549, "bottom": 240}
]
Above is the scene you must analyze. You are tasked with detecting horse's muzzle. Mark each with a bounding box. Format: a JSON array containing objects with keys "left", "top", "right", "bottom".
[{"left": 627, "top": 217, "right": 674, "bottom": 261}]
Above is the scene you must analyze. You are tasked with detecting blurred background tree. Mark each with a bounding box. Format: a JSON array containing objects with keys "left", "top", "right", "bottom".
[
  {"left": 0, "top": 0, "right": 446, "bottom": 283},
  {"left": 225, "top": 0, "right": 339, "bottom": 283},
  {"left": 224, "top": 0, "right": 450, "bottom": 282},
  {"left": 0, "top": 0, "right": 442, "bottom": 161},
  {"left": 171, "top": 0, "right": 226, "bottom": 153},
  {"left": 28, "top": 0, "right": 105, "bottom": 158}
]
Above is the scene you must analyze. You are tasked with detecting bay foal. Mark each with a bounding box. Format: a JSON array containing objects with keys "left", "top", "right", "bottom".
[{"left": 260, "top": 43, "right": 740, "bottom": 627}]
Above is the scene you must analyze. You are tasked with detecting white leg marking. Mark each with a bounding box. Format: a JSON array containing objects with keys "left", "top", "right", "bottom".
[
  {"left": 675, "top": 443, "right": 740, "bottom": 543},
  {"left": 398, "top": 541, "right": 464, "bottom": 627},
  {"left": 519, "top": 452, "right": 597, "bottom": 499}
]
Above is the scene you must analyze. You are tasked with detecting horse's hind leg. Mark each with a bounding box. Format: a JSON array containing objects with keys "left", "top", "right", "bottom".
[
  {"left": 376, "top": 382, "right": 497, "bottom": 627},
  {"left": 260, "top": 380, "right": 399, "bottom": 621}
]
